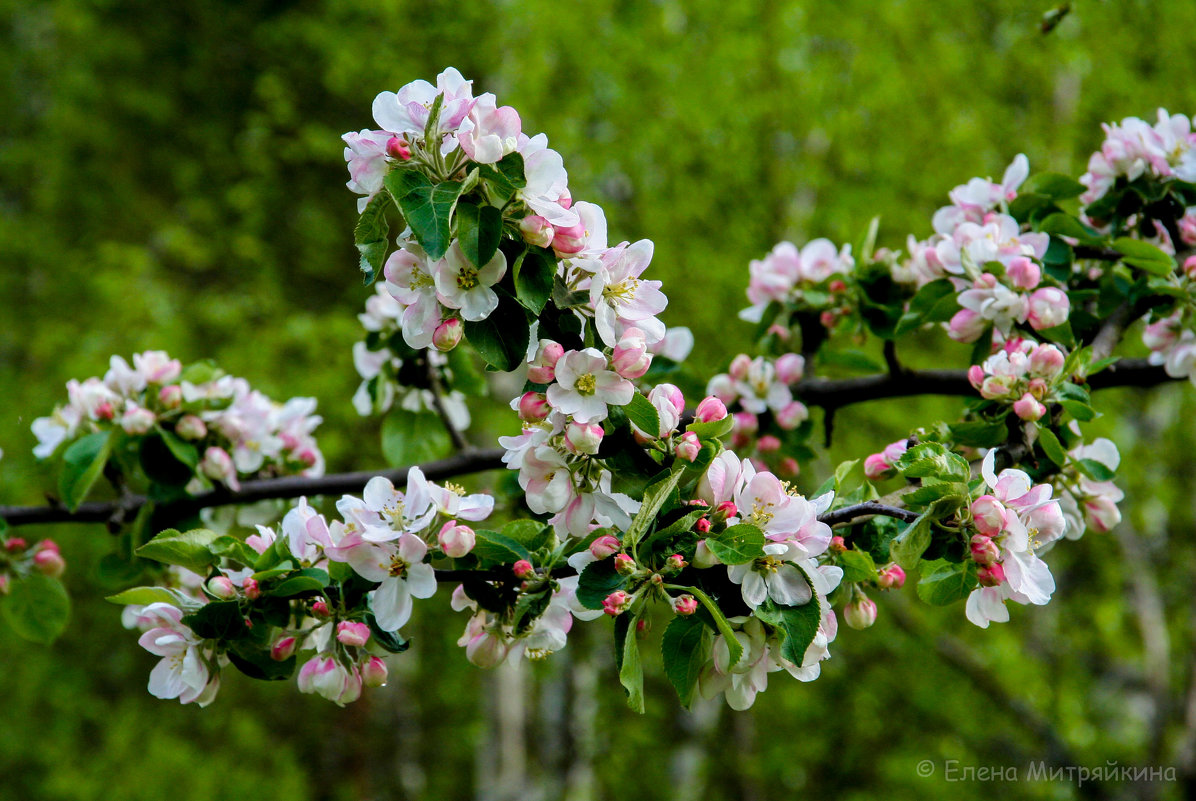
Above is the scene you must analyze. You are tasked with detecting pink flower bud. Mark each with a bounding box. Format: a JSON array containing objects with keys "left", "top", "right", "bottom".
[
  {"left": 876, "top": 564, "right": 906, "bottom": 589},
  {"left": 271, "top": 636, "right": 296, "bottom": 662},
  {"left": 732, "top": 411, "right": 759, "bottom": 436},
  {"left": 337, "top": 621, "right": 372, "bottom": 647},
  {"left": 589, "top": 535, "right": 621, "bottom": 560},
  {"left": 778, "top": 456, "right": 800, "bottom": 477},
  {"left": 970, "top": 496, "right": 1007, "bottom": 537},
  {"left": 200, "top": 446, "right": 235, "bottom": 483},
  {"left": 362, "top": 656, "right": 389, "bottom": 688},
  {"left": 438, "top": 521, "right": 476, "bottom": 558},
  {"left": 665, "top": 554, "right": 687, "bottom": 572},
  {"left": 756, "top": 435, "right": 782, "bottom": 453},
  {"left": 33, "top": 549, "right": 66, "bottom": 578},
  {"left": 386, "top": 136, "right": 411, "bottom": 160},
  {"left": 844, "top": 596, "right": 878, "bottom": 630},
  {"left": 775, "top": 400, "right": 808, "bottom": 430},
  {"left": 465, "top": 627, "right": 511, "bottom": 668},
  {"left": 1027, "top": 287, "right": 1070, "bottom": 331},
  {"left": 1083, "top": 496, "right": 1121, "bottom": 533},
  {"left": 527, "top": 339, "right": 564, "bottom": 384},
  {"left": 602, "top": 590, "right": 631, "bottom": 616},
  {"left": 512, "top": 560, "right": 535, "bottom": 579},
  {"left": 829, "top": 536, "right": 847, "bottom": 554},
  {"left": 675, "top": 432, "right": 701, "bottom": 462},
  {"left": 693, "top": 539, "right": 719, "bottom": 568},
  {"left": 728, "top": 354, "right": 752, "bottom": 381},
  {"left": 243, "top": 577, "right": 261, "bottom": 600},
  {"left": 828, "top": 279, "right": 848, "bottom": 293},
  {"left": 672, "top": 595, "right": 699, "bottom": 615},
  {"left": 980, "top": 376, "right": 1013, "bottom": 400},
  {"left": 1026, "top": 377, "right": 1049, "bottom": 399},
  {"left": 311, "top": 599, "right": 332, "bottom": 619},
  {"left": 432, "top": 318, "right": 464, "bottom": 352},
  {"left": 519, "top": 215, "right": 554, "bottom": 249},
  {"left": 5, "top": 537, "right": 26, "bottom": 553},
  {"left": 564, "top": 421, "right": 604, "bottom": 455},
  {"left": 120, "top": 405, "right": 156, "bottom": 435},
  {"left": 158, "top": 384, "right": 183, "bottom": 409},
  {"left": 518, "top": 391, "right": 550, "bottom": 422},
  {"left": 768, "top": 323, "right": 791, "bottom": 340},
  {"left": 948, "top": 309, "right": 987, "bottom": 343},
  {"left": 977, "top": 562, "right": 1006, "bottom": 587},
  {"left": 694, "top": 517, "right": 712, "bottom": 534},
  {"left": 694, "top": 396, "right": 728, "bottom": 423},
  {"left": 975, "top": 272, "right": 999, "bottom": 289},
  {"left": 206, "top": 576, "right": 236, "bottom": 599},
  {"left": 774, "top": 353, "right": 805, "bottom": 385},
  {"left": 1012, "top": 392, "right": 1046, "bottom": 421},
  {"left": 1185, "top": 255, "right": 1196, "bottom": 281},
  {"left": 95, "top": 402, "right": 115, "bottom": 421},
  {"left": 613, "top": 553, "right": 637, "bottom": 576},
  {"left": 1006, "top": 256, "right": 1041, "bottom": 290},
  {"left": 967, "top": 364, "right": 986, "bottom": 391},
  {"left": 551, "top": 218, "right": 587, "bottom": 255},
  {"left": 863, "top": 453, "right": 892, "bottom": 481},
  {"left": 176, "top": 414, "right": 207, "bottom": 441},
  {"left": 819, "top": 310, "right": 838, "bottom": 329},
  {"left": 970, "top": 534, "right": 1000, "bottom": 565},
  {"left": 715, "top": 501, "right": 738, "bottom": 522},
  {"left": 1029, "top": 344, "right": 1065, "bottom": 378},
  {"left": 611, "top": 328, "right": 651, "bottom": 379}
]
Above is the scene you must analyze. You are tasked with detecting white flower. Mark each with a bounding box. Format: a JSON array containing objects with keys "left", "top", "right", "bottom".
[
  {"left": 434, "top": 242, "right": 507, "bottom": 321},
  {"left": 727, "top": 543, "right": 814, "bottom": 609},
  {"left": 137, "top": 603, "right": 218, "bottom": 707},
  {"left": 545, "top": 348, "right": 633, "bottom": 423}
]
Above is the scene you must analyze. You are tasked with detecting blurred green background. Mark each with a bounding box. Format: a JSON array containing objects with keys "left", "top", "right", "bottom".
[{"left": 3, "top": 0, "right": 1196, "bottom": 799}]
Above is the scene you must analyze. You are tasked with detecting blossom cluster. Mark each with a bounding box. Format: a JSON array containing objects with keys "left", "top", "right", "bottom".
[
  {"left": 31, "top": 351, "right": 324, "bottom": 493},
  {"left": 0, "top": 536, "right": 66, "bottom": 595},
  {"left": 740, "top": 239, "right": 856, "bottom": 327},
  {"left": 966, "top": 338, "right": 1068, "bottom": 421},
  {"left": 1080, "top": 108, "right": 1196, "bottom": 206},
  {"left": 704, "top": 353, "right": 808, "bottom": 475}
]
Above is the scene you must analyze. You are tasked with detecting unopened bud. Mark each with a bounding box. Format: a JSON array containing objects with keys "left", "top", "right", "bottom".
[
  {"left": 774, "top": 353, "right": 805, "bottom": 385},
  {"left": 527, "top": 340, "right": 564, "bottom": 384},
  {"left": 311, "top": 599, "right": 332, "bottom": 619},
  {"left": 602, "top": 590, "right": 631, "bottom": 616},
  {"left": 120, "top": 405, "right": 156, "bottom": 435},
  {"left": 728, "top": 354, "right": 752, "bottom": 381},
  {"left": 948, "top": 308, "right": 986, "bottom": 343},
  {"left": 977, "top": 562, "right": 1006, "bottom": 587},
  {"left": 970, "top": 534, "right": 1000, "bottom": 565},
  {"left": 1029, "top": 344, "right": 1065, "bottom": 378},
  {"left": 693, "top": 539, "right": 719, "bottom": 568},
  {"left": 1185, "top": 255, "right": 1196, "bottom": 281},
  {"left": 1027, "top": 287, "right": 1069, "bottom": 331},
  {"left": 843, "top": 596, "right": 878, "bottom": 630},
  {"left": 337, "top": 621, "right": 372, "bottom": 647},
  {"left": 95, "top": 402, "right": 115, "bottom": 421},
  {"left": 732, "top": 412, "right": 758, "bottom": 435},
  {"left": 876, "top": 564, "right": 906, "bottom": 589},
  {"left": 362, "top": 656, "right": 389, "bottom": 687},
  {"left": 611, "top": 328, "right": 651, "bottom": 379},
  {"left": 271, "top": 636, "right": 297, "bottom": 661},
  {"left": 589, "top": 535, "right": 621, "bottom": 560},
  {"left": 432, "top": 318, "right": 464, "bottom": 352},
  {"left": 176, "top": 414, "right": 207, "bottom": 441},
  {"left": 864, "top": 453, "right": 894, "bottom": 481},
  {"left": 243, "top": 577, "right": 261, "bottom": 600},
  {"left": 694, "top": 517, "right": 712, "bottom": 534},
  {"left": 778, "top": 456, "right": 800, "bottom": 477},
  {"left": 694, "top": 396, "right": 728, "bottom": 423},
  {"left": 1006, "top": 256, "right": 1041, "bottom": 290},
  {"left": 675, "top": 432, "right": 701, "bottom": 462},
  {"left": 438, "top": 521, "right": 476, "bottom": 558},
  {"left": 613, "top": 553, "right": 637, "bottom": 576},
  {"left": 551, "top": 218, "right": 587, "bottom": 256},
  {"left": 512, "top": 560, "right": 535, "bottom": 579},
  {"left": 1012, "top": 392, "right": 1046, "bottom": 422},
  {"left": 518, "top": 391, "right": 550, "bottom": 422},
  {"left": 714, "top": 501, "right": 738, "bottom": 523},
  {"left": 820, "top": 310, "right": 838, "bottom": 329},
  {"left": 775, "top": 401, "right": 808, "bottom": 430},
  {"left": 386, "top": 136, "right": 411, "bottom": 160},
  {"left": 665, "top": 554, "right": 687, "bottom": 572},
  {"left": 5, "top": 537, "right": 27, "bottom": 553},
  {"left": 33, "top": 549, "right": 66, "bottom": 578},
  {"left": 206, "top": 576, "right": 237, "bottom": 599},
  {"left": 829, "top": 536, "right": 847, "bottom": 554},
  {"left": 564, "top": 421, "right": 604, "bottom": 455},
  {"left": 756, "top": 435, "right": 781, "bottom": 453},
  {"left": 828, "top": 279, "right": 848, "bottom": 293},
  {"left": 158, "top": 384, "right": 183, "bottom": 409},
  {"left": 672, "top": 594, "right": 699, "bottom": 615},
  {"left": 519, "top": 215, "right": 555, "bottom": 249}
]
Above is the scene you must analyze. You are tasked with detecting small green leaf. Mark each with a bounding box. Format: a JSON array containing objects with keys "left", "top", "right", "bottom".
[
  {"left": 661, "top": 614, "right": 711, "bottom": 707},
  {"left": 705, "top": 523, "right": 766, "bottom": 565},
  {"left": 354, "top": 191, "right": 392, "bottom": 283},
  {"left": 1038, "top": 212, "right": 1104, "bottom": 246},
  {"left": 837, "top": 549, "right": 877, "bottom": 583},
  {"left": 383, "top": 170, "right": 464, "bottom": 261},
  {"left": 890, "top": 514, "right": 933, "bottom": 571},
  {"left": 456, "top": 201, "right": 503, "bottom": 269},
  {"left": 687, "top": 415, "right": 735, "bottom": 441},
  {"left": 576, "top": 558, "right": 627, "bottom": 610},
  {"left": 471, "top": 530, "right": 533, "bottom": 567},
  {"left": 367, "top": 615, "right": 411, "bottom": 653},
  {"left": 381, "top": 409, "right": 452, "bottom": 467},
  {"left": 624, "top": 392, "right": 661, "bottom": 436},
  {"left": 463, "top": 289, "right": 530, "bottom": 372},
  {"left": 757, "top": 596, "right": 821, "bottom": 666},
  {"left": 135, "top": 528, "right": 220, "bottom": 575},
  {"left": 1112, "top": 237, "right": 1176, "bottom": 275},
  {"left": 499, "top": 520, "right": 552, "bottom": 552},
  {"left": 105, "top": 586, "right": 189, "bottom": 606},
  {"left": 59, "top": 431, "right": 112, "bottom": 512},
  {"left": 624, "top": 464, "right": 686, "bottom": 552},
  {"left": 916, "top": 559, "right": 978, "bottom": 606},
  {"left": 1076, "top": 458, "right": 1115, "bottom": 482},
  {"left": 1023, "top": 172, "right": 1086, "bottom": 200},
  {"left": 949, "top": 419, "right": 1008, "bottom": 449},
  {"left": 271, "top": 568, "right": 330, "bottom": 597},
  {"left": 182, "top": 601, "right": 248, "bottom": 641},
  {"left": 513, "top": 247, "right": 556, "bottom": 314},
  {"left": 226, "top": 643, "right": 296, "bottom": 681},
  {"left": 1058, "top": 399, "right": 1096, "bottom": 422},
  {"left": 687, "top": 586, "right": 742, "bottom": 666},
  {"left": 617, "top": 612, "right": 645, "bottom": 713},
  {"left": 3, "top": 574, "right": 70, "bottom": 644},
  {"left": 1038, "top": 428, "right": 1069, "bottom": 468},
  {"left": 895, "top": 279, "right": 958, "bottom": 334}
]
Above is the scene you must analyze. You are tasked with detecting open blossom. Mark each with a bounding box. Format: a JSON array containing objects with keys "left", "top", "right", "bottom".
[
  {"left": 932, "top": 154, "right": 1029, "bottom": 234},
  {"left": 137, "top": 603, "right": 220, "bottom": 707},
  {"left": 1081, "top": 109, "right": 1196, "bottom": 204},
  {"left": 700, "top": 618, "right": 772, "bottom": 710},
  {"left": 435, "top": 242, "right": 507, "bottom": 322},
  {"left": 545, "top": 348, "right": 633, "bottom": 423},
  {"left": 518, "top": 133, "right": 578, "bottom": 227},
  {"left": 457, "top": 93, "right": 521, "bottom": 164},
  {"left": 589, "top": 240, "right": 667, "bottom": 346},
  {"left": 384, "top": 242, "right": 443, "bottom": 348},
  {"left": 342, "top": 129, "right": 391, "bottom": 211},
  {"left": 371, "top": 67, "right": 476, "bottom": 145}
]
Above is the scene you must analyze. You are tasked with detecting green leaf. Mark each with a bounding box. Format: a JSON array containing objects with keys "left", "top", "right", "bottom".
[
  {"left": 705, "top": 523, "right": 766, "bottom": 565},
  {"left": 624, "top": 464, "right": 686, "bottom": 553},
  {"left": 896, "top": 442, "right": 971, "bottom": 481},
  {"left": 513, "top": 247, "right": 556, "bottom": 314},
  {"left": 226, "top": 642, "right": 296, "bottom": 681},
  {"left": 624, "top": 392, "right": 661, "bottom": 436},
  {"left": 58, "top": 431, "right": 112, "bottom": 512},
  {"left": 890, "top": 514, "right": 933, "bottom": 571},
  {"left": 1058, "top": 399, "right": 1096, "bottom": 422},
  {"left": 1076, "top": 458, "right": 1115, "bottom": 482},
  {"left": 661, "top": 614, "right": 711, "bottom": 707},
  {"left": 367, "top": 615, "right": 410, "bottom": 653},
  {"left": 139, "top": 431, "right": 195, "bottom": 487},
  {"left": 354, "top": 191, "right": 392, "bottom": 283},
  {"left": 209, "top": 535, "right": 259, "bottom": 568},
  {"left": 135, "top": 528, "right": 220, "bottom": 575},
  {"left": 1037, "top": 427, "right": 1068, "bottom": 468},
  {"left": 3, "top": 574, "right": 70, "bottom": 644},
  {"left": 1038, "top": 212, "right": 1104, "bottom": 246},
  {"left": 616, "top": 612, "right": 645, "bottom": 713},
  {"left": 105, "top": 586, "right": 189, "bottom": 606},
  {"left": 499, "top": 519, "right": 551, "bottom": 552},
  {"left": 471, "top": 529, "right": 533, "bottom": 567},
  {"left": 576, "top": 558, "right": 627, "bottom": 610},
  {"left": 687, "top": 586, "right": 742, "bottom": 666},
  {"left": 270, "top": 568, "right": 330, "bottom": 597},
  {"left": 383, "top": 170, "right": 464, "bottom": 260},
  {"left": 895, "top": 279, "right": 958, "bottom": 334},
  {"left": 687, "top": 415, "right": 735, "bottom": 441},
  {"left": 949, "top": 419, "right": 1008, "bottom": 449},
  {"left": 478, "top": 152, "right": 527, "bottom": 201},
  {"left": 463, "top": 289, "right": 530, "bottom": 371},
  {"left": 1023, "top": 172, "right": 1086, "bottom": 200},
  {"left": 182, "top": 600, "right": 248, "bottom": 641},
  {"left": 381, "top": 409, "right": 452, "bottom": 467},
  {"left": 1112, "top": 237, "right": 1176, "bottom": 275},
  {"left": 916, "top": 559, "right": 978, "bottom": 606},
  {"left": 456, "top": 201, "right": 503, "bottom": 269},
  {"left": 757, "top": 597, "right": 821, "bottom": 666},
  {"left": 837, "top": 549, "right": 877, "bottom": 583}
]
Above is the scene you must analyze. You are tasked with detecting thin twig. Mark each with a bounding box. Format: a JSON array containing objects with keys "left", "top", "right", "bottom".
[
  {"left": 819, "top": 501, "right": 918, "bottom": 527},
  {"left": 425, "top": 350, "right": 471, "bottom": 452}
]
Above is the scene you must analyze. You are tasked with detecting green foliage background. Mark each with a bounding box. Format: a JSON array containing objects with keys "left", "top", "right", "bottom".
[{"left": 3, "top": 1, "right": 1196, "bottom": 799}]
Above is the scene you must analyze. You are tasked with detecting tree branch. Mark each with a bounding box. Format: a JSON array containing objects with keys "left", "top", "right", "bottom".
[
  {"left": 425, "top": 350, "right": 471, "bottom": 452},
  {"left": 0, "top": 448, "right": 507, "bottom": 529},
  {"left": 820, "top": 501, "right": 918, "bottom": 527}
]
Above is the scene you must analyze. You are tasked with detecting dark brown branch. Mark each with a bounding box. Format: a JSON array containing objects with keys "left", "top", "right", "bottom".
[
  {"left": 0, "top": 448, "right": 507, "bottom": 529},
  {"left": 425, "top": 349, "right": 471, "bottom": 452},
  {"left": 819, "top": 501, "right": 918, "bottom": 527}
]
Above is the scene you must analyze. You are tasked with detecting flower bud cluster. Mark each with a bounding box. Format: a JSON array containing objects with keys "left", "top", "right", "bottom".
[
  {"left": 740, "top": 239, "right": 856, "bottom": 324},
  {"left": 966, "top": 338, "right": 1068, "bottom": 420},
  {"left": 1080, "top": 109, "right": 1196, "bottom": 206}
]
